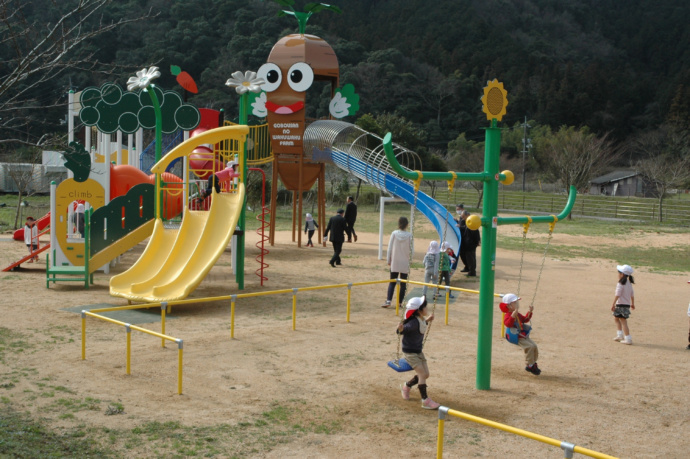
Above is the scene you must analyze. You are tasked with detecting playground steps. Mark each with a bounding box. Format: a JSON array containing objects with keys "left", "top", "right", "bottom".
[
  {"left": 46, "top": 252, "right": 92, "bottom": 289},
  {"left": 2, "top": 244, "right": 51, "bottom": 272},
  {"left": 46, "top": 210, "right": 92, "bottom": 289}
]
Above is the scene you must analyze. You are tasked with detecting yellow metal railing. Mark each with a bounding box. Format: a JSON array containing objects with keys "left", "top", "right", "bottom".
[
  {"left": 436, "top": 407, "right": 618, "bottom": 459},
  {"left": 80, "top": 279, "right": 503, "bottom": 395},
  {"left": 220, "top": 121, "right": 272, "bottom": 165},
  {"left": 81, "top": 306, "right": 184, "bottom": 395}
]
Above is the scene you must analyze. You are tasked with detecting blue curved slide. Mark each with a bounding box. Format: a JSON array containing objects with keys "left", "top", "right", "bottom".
[{"left": 329, "top": 147, "right": 461, "bottom": 254}]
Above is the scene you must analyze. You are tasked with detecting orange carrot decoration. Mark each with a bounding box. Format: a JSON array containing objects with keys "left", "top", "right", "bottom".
[{"left": 170, "top": 65, "right": 198, "bottom": 94}]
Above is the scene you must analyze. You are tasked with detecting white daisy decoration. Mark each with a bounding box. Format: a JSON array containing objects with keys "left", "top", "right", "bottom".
[
  {"left": 225, "top": 70, "right": 265, "bottom": 95},
  {"left": 127, "top": 66, "right": 161, "bottom": 91}
]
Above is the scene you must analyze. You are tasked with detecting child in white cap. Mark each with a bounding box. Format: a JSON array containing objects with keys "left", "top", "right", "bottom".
[
  {"left": 303, "top": 213, "right": 318, "bottom": 247},
  {"left": 422, "top": 241, "right": 440, "bottom": 298},
  {"left": 500, "top": 293, "right": 540, "bottom": 375},
  {"left": 397, "top": 296, "right": 441, "bottom": 409},
  {"left": 612, "top": 264, "right": 635, "bottom": 345}
]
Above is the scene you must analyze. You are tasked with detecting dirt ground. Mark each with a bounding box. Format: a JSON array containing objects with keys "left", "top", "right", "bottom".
[{"left": 1, "top": 223, "right": 689, "bottom": 458}]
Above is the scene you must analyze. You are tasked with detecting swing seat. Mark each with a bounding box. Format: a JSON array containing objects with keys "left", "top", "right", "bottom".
[
  {"left": 505, "top": 324, "right": 532, "bottom": 345},
  {"left": 387, "top": 358, "right": 414, "bottom": 372}
]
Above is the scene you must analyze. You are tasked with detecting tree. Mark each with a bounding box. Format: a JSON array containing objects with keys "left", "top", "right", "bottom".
[
  {"left": 2, "top": 147, "right": 45, "bottom": 229},
  {"left": 536, "top": 126, "right": 618, "bottom": 193},
  {"left": 446, "top": 133, "right": 485, "bottom": 207},
  {"left": 0, "top": 0, "right": 154, "bottom": 147},
  {"left": 632, "top": 125, "right": 690, "bottom": 222}
]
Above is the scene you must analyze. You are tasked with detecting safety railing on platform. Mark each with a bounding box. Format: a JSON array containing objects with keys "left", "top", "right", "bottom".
[
  {"left": 220, "top": 121, "right": 272, "bottom": 165},
  {"left": 79, "top": 279, "right": 502, "bottom": 394},
  {"left": 436, "top": 406, "right": 618, "bottom": 459}
]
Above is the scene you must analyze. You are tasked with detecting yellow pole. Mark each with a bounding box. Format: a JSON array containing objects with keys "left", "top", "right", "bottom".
[
  {"left": 346, "top": 284, "right": 352, "bottom": 323},
  {"left": 177, "top": 339, "right": 183, "bottom": 395},
  {"left": 437, "top": 409, "right": 447, "bottom": 459},
  {"left": 126, "top": 325, "right": 131, "bottom": 375},
  {"left": 395, "top": 278, "right": 400, "bottom": 312},
  {"left": 161, "top": 303, "right": 166, "bottom": 348},
  {"left": 81, "top": 312, "right": 86, "bottom": 360},
  {"left": 445, "top": 289, "right": 450, "bottom": 316},
  {"left": 437, "top": 419, "right": 445, "bottom": 458},
  {"left": 501, "top": 312, "right": 505, "bottom": 339},
  {"left": 292, "top": 288, "right": 297, "bottom": 331},
  {"left": 231, "top": 295, "right": 236, "bottom": 339}
]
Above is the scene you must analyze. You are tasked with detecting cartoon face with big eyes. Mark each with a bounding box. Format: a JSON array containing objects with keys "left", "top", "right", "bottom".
[{"left": 253, "top": 33, "right": 358, "bottom": 156}]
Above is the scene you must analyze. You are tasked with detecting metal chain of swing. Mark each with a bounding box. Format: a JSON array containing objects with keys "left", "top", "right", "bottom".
[
  {"left": 516, "top": 219, "right": 555, "bottom": 309},
  {"left": 394, "top": 175, "right": 421, "bottom": 362},
  {"left": 423, "top": 178, "right": 454, "bottom": 346},
  {"left": 394, "top": 175, "right": 455, "bottom": 360}
]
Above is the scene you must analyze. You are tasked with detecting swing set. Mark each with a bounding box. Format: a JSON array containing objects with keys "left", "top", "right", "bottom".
[
  {"left": 502, "top": 218, "right": 556, "bottom": 344},
  {"left": 382, "top": 79, "right": 577, "bottom": 389}
]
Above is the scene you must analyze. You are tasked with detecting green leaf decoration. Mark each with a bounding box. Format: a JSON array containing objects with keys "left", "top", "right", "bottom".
[
  {"left": 170, "top": 65, "right": 181, "bottom": 76},
  {"left": 305, "top": 3, "right": 342, "bottom": 14},
  {"left": 338, "top": 84, "right": 360, "bottom": 116},
  {"left": 63, "top": 141, "right": 91, "bottom": 182}
]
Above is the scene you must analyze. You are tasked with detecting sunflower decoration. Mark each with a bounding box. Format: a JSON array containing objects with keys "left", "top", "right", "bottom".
[{"left": 481, "top": 79, "right": 508, "bottom": 122}]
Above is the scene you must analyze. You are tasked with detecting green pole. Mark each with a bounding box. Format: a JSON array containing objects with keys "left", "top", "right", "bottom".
[
  {"left": 147, "top": 85, "right": 163, "bottom": 220},
  {"left": 476, "top": 119, "right": 501, "bottom": 390},
  {"left": 236, "top": 94, "right": 249, "bottom": 290}
]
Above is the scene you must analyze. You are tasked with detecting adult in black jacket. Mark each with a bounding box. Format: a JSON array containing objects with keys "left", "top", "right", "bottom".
[
  {"left": 344, "top": 196, "right": 358, "bottom": 242},
  {"left": 460, "top": 210, "right": 480, "bottom": 276},
  {"left": 323, "top": 209, "right": 347, "bottom": 267}
]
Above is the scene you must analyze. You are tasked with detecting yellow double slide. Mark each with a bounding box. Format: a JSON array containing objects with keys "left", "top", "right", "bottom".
[{"left": 110, "top": 125, "right": 248, "bottom": 303}]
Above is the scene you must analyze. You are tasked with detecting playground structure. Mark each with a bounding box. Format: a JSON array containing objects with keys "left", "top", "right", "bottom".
[{"left": 110, "top": 125, "right": 248, "bottom": 302}]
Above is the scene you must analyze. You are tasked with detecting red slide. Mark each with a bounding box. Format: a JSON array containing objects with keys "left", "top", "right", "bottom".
[{"left": 13, "top": 212, "right": 50, "bottom": 241}]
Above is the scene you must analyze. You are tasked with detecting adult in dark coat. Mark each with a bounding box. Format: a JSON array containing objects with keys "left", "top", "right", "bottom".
[
  {"left": 344, "top": 196, "right": 358, "bottom": 242},
  {"left": 455, "top": 204, "right": 468, "bottom": 272},
  {"left": 460, "top": 210, "right": 480, "bottom": 276},
  {"left": 323, "top": 209, "right": 347, "bottom": 267}
]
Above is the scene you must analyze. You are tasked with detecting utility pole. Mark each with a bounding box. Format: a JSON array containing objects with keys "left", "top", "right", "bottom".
[{"left": 521, "top": 116, "right": 531, "bottom": 192}]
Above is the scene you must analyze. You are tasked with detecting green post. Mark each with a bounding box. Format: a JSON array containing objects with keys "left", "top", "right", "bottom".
[
  {"left": 236, "top": 94, "right": 249, "bottom": 290},
  {"left": 147, "top": 85, "right": 163, "bottom": 220},
  {"left": 476, "top": 119, "right": 501, "bottom": 390}
]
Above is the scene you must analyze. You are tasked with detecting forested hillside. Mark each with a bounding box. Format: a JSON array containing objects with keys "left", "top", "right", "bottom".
[{"left": 3, "top": 0, "right": 689, "bottom": 156}]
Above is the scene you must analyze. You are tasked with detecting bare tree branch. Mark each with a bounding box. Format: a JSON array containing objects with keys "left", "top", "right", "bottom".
[{"left": 0, "top": 0, "right": 156, "bottom": 147}]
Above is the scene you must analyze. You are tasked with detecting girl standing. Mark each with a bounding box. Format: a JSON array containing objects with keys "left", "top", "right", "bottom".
[
  {"left": 382, "top": 216, "right": 412, "bottom": 308},
  {"left": 398, "top": 296, "right": 441, "bottom": 410},
  {"left": 612, "top": 264, "right": 635, "bottom": 345}
]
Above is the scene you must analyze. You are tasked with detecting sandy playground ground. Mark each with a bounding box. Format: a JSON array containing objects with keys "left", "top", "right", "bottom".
[{"left": 0, "top": 223, "right": 689, "bottom": 458}]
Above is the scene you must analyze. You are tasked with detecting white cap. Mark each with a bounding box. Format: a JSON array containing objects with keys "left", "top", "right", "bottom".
[
  {"left": 404, "top": 297, "right": 428, "bottom": 319},
  {"left": 617, "top": 264, "right": 633, "bottom": 276},
  {"left": 440, "top": 241, "right": 450, "bottom": 251},
  {"left": 406, "top": 296, "right": 426, "bottom": 311},
  {"left": 502, "top": 293, "right": 520, "bottom": 304}
]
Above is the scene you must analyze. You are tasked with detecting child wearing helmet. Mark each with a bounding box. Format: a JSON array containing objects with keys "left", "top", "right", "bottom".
[
  {"left": 397, "top": 296, "right": 441, "bottom": 410},
  {"left": 500, "top": 293, "right": 541, "bottom": 375}
]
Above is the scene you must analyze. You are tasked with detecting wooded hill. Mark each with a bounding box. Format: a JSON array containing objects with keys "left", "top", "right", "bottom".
[{"left": 4, "top": 0, "right": 690, "bottom": 156}]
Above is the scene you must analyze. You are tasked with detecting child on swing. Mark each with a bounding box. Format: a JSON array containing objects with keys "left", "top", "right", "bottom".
[
  {"left": 500, "top": 293, "right": 541, "bottom": 375},
  {"left": 397, "top": 296, "right": 441, "bottom": 410}
]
